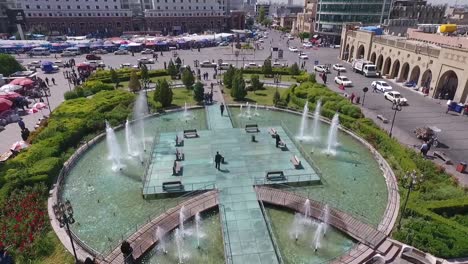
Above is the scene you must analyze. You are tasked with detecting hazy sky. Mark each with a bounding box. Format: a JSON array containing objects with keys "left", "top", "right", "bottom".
[{"left": 426, "top": 0, "right": 466, "bottom": 6}]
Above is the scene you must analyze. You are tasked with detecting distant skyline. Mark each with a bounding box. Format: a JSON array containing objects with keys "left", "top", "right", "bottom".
[{"left": 259, "top": 0, "right": 465, "bottom": 6}]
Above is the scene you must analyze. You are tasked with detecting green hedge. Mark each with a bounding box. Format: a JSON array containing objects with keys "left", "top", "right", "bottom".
[
  {"left": 64, "top": 80, "right": 114, "bottom": 100},
  {"left": 0, "top": 90, "right": 135, "bottom": 202},
  {"left": 242, "top": 68, "right": 304, "bottom": 76},
  {"left": 88, "top": 68, "right": 168, "bottom": 83},
  {"left": 287, "top": 81, "right": 468, "bottom": 258}
]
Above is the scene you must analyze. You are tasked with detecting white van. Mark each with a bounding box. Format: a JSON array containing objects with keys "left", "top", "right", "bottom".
[
  {"left": 30, "top": 47, "right": 50, "bottom": 56},
  {"left": 64, "top": 47, "right": 80, "bottom": 55}
]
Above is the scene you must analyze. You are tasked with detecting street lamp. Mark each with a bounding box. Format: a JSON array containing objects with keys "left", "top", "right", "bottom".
[
  {"left": 389, "top": 100, "right": 403, "bottom": 138},
  {"left": 397, "top": 170, "right": 424, "bottom": 229},
  {"left": 53, "top": 200, "right": 78, "bottom": 263}
]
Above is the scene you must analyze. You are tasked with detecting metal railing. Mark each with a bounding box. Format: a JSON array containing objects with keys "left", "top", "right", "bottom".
[
  {"left": 98, "top": 183, "right": 217, "bottom": 258},
  {"left": 258, "top": 199, "right": 284, "bottom": 264},
  {"left": 253, "top": 173, "right": 318, "bottom": 186},
  {"left": 218, "top": 204, "right": 233, "bottom": 264},
  {"left": 142, "top": 135, "right": 158, "bottom": 185},
  {"left": 142, "top": 182, "right": 216, "bottom": 195}
]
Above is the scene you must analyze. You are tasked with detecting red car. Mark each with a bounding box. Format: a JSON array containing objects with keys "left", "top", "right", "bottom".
[{"left": 85, "top": 54, "right": 101, "bottom": 60}]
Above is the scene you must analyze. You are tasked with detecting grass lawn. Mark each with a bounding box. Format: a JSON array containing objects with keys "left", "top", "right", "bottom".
[
  {"left": 224, "top": 86, "right": 283, "bottom": 105},
  {"left": 117, "top": 75, "right": 172, "bottom": 89},
  {"left": 243, "top": 74, "right": 299, "bottom": 83},
  {"left": 36, "top": 231, "right": 75, "bottom": 264},
  {"left": 148, "top": 87, "right": 198, "bottom": 109}
]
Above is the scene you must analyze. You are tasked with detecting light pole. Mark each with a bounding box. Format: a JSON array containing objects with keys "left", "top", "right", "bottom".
[
  {"left": 53, "top": 200, "right": 78, "bottom": 263},
  {"left": 389, "top": 100, "right": 403, "bottom": 138},
  {"left": 397, "top": 170, "right": 424, "bottom": 229}
]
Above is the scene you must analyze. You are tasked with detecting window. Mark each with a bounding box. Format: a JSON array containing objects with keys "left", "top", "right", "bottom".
[
  {"left": 203, "top": 6, "right": 205, "bottom": 9},
  {"left": 114, "top": 5, "right": 117, "bottom": 8},
  {"left": 157, "top": 6, "right": 160, "bottom": 9},
  {"left": 47, "top": 4, "right": 50, "bottom": 7},
  {"left": 181, "top": 6, "right": 183, "bottom": 9},
  {"left": 105, "top": 5, "right": 108, "bottom": 8},
  {"left": 25, "top": 4, "right": 29, "bottom": 8},
  {"left": 165, "top": 6, "right": 168, "bottom": 9},
  {"left": 79, "top": 13, "right": 82, "bottom": 16},
  {"left": 88, "top": 12, "right": 91, "bottom": 15},
  {"left": 67, "top": 5, "right": 70, "bottom": 8},
  {"left": 49, "top": 12, "right": 52, "bottom": 16},
  {"left": 36, "top": 5, "right": 40, "bottom": 8},
  {"left": 96, "top": 5, "right": 99, "bottom": 9},
  {"left": 58, "top": 5, "right": 61, "bottom": 9},
  {"left": 77, "top": 5, "right": 80, "bottom": 8},
  {"left": 87, "top": 5, "right": 90, "bottom": 8}
]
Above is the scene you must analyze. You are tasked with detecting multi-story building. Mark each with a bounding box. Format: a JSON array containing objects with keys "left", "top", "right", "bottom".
[
  {"left": 315, "top": 0, "right": 391, "bottom": 38},
  {"left": 280, "top": 14, "right": 296, "bottom": 30},
  {"left": 144, "top": 0, "right": 229, "bottom": 34},
  {"left": 0, "top": 0, "right": 19, "bottom": 34},
  {"left": 17, "top": 0, "right": 134, "bottom": 36},
  {"left": 293, "top": 0, "right": 317, "bottom": 35},
  {"left": 446, "top": 6, "right": 468, "bottom": 24},
  {"left": 340, "top": 25, "right": 468, "bottom": 103},
  {"left": 256, "top": 3, "right": 270, "bottom": 18},
  {"left": 390, "top": 0, "right": 446, "bottom": 24}
]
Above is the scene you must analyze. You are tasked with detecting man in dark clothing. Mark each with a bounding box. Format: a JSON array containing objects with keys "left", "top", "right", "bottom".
[
  {"left": 214, "top": 152, "right": 222, "bottom": 170},
  {"left": 220, "top": 103, "right": 225, "bottom": 116},
  {"left": 51, "top": 77, "right": 56, "bottom": 85},
  {"left": 18, "top": 118, "right": 25, "bottom": 130},
  {"left": 21, "top": 128, "right": 30, "bottom": 141},
  {"left": 45, "top": 77, "right": 49, "bottom": 86},
  {"left": 275, "top": 134, "right": 281, "bottom": 148},
  {"left": 323, "top": 73, "right": 327, "bottom": 84}
]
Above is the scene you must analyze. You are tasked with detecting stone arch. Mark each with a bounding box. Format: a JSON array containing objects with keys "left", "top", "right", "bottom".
[
  {"left": 344, "top": 44, "right": 350, "bottom": 61},
  {"left": 349, "top": 45, "right": 355, "bottom": 61},
  {"left": 357, "top": 45, "right": 365, "bottom": 59},
  {"left": 383, "top": 57, "right": 392, "bottom": 76},
  {"left": 435, "top": 70, "right": 458, "bottom": 100},
  {"left": 399, "top": 62, "right": 410, "bottom": 82},
  {"left": 461, "top": 79, "right": 468, "bottom": 103},
  {"left": 376, "top": 55, "right": 384, "bottom": 71},
  {"left": 390, "top": 60, "right": 400, "bottom": 79},
  {"left": 370, "top": 52, "right": 377, "bottom": 64},
  {"left": 410, "top": 66, "right": 420, "bottom": 84}
]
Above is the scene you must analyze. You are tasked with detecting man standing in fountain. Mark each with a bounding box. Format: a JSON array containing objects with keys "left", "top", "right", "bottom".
[
  {"left": 215, "top": 151, "right": 222, "bottom": 170},
  {"left": 275, "top": 133, "right": 281, "bottom": 148},
  {"left": 220, "top": 103, "right": 225, "bottom": 116}
]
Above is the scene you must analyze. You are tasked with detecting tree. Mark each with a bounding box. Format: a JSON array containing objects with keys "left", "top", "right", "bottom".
[
  {"left": 246, "top": 17, "right": 255, "bottom": 29},
  {"left": 289, "top": 63, "right": 300, "bottom": 75},
  {"left": 167, "top": 59, "right": 178, "bottom": 78},
  {"left": 250, "top": 74, "right": 264, "bottom": 94},
  {"left": 273, "top": 88, "right": 281, "bottom": 106},
  {"left": 298, "top": 32, "right": 310, "bottom": 43},
  {"left": 128, "top": 70, "right": 141, "bottom": 93},
  {"left": 308, "top": 73, "right": 316, "bottom": 83},
  {"left": 154, "top": 79, "right": 173, "bottom": 107},
  {"left": 193, "top": 81, "right": 205, "bottom": 102},
  {"left": 140, "top": 64, "right": 149, "bottom": 89},
  {"left": 110, "top": 68, "right": 119, "bottom": 89},
  {"left": 181, "top": 67, "right": 195, "bottom": 89},
  {"left": 231, "top": 72, "right": 247, "bottom": 100},
  {"left": 223, "top": 66, "right": 236, "bottom": 88},
  {"left": 262, "top": 59, "right": 273, "bottom": 76},
  {"left": 0, "top": 54, "right": 24, "bottom": 76},
  {"left": 257, "top": 6, "right": 266, "bottom": 24},
  {"left": 263, "top": 18, "right": 272, "bottom": 27},
  {"left": 175, "top": 57, "right": 182, "bottom": 71}
]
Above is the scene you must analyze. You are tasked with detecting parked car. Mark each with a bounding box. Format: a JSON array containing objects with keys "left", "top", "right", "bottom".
[
  {"left": 332, "top": 64, "right": 346, "bottom": 72},
  {"left": 86, "top": 54, "right": 101, "bottom": 60},
  {"left": 141, "top": 49, "right": 154, "bottom": 55},
  {"left": 334, "top": 76, "right": 353, "bottom": 87},
  {"left": 218, "top": 41, "right": 229, "bottom": 46},
  {"left": 288, "top": 36, "right": 294, "bottom": 40},
  {"left": 61, "top": 51, "right": 76, "bottom": 57},
  {"left": 218, "top": 63, "right": 232, "bottom": 70},
  {"left": 27, "top": 61, "right": 41, "bottom": 68},
  {"left": 299, "top": 53, "right": 308, "bottom": 59},
  {"left": 272, "top": 62, "right": 285, "bottom": 68},
  {"left": 88, "top": 61, "right": 106, "bottom": 68},
  {"left": 120, "top": 63, "right": 137, "bottom": 69},
  {"left": 371, "top": 81, "right": 392, "bottom": 92},
  {"left": 384, "top": 91, "right": 408, "bottom": 105},
  {"left": 302, "top": 42, "right": 313, "bottom": 48},
  {"left": 114, "top": 49, "right": 129, "bottom": 55},
  {"left": 53, "top": 60, "right": 64, "bottom": 67},
  {"left": 314, "top": 65, "right": 330, "bottom": 73},
  {"left": 244, "top": 62, "right": 261, "bottom": 69},
  {"left": 289, "top": 46, "right": 299, "bottom": 52},
  {"left": 92, "top": 49, "right": 108, "bottom": 54},
  {"left": 137, "top": 57, "right": 155, "bottom": 64},
  {"left": 200, "top": 60, "right": 217, "bottom": 68}
]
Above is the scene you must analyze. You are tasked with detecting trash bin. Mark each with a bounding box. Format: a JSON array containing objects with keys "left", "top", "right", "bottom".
[{"left": 456, "top": 162, "right": 467, "bottom": 173}]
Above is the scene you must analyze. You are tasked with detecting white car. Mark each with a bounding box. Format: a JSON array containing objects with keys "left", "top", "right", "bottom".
[
  {"left": 138, "top": 57, "right": 155, "bottom": 64},
  {"left": 372, "top": 81, "right": 392, "bottom": 92},
  {"left": 200, "top": 60, "right": 217, "bottom": 68},
  {"left": 384, "top": 91, "right": 408, "bottom": 105},
  {"left": 27, "top": 61, "right": 41, "bottom": 68},
  {"left": 53, "top": 60, "right": 64, "bottom": 67},
  {"left": 218, "top": 63, "right": 232, "bottom": 70},
  {"left": 114, "top": 49, "right": 129, "bottom": 55},
  {"left": 258, "top": 39, "right": 264, "bottom": 43},
  {"left": 272, "top": 62, "right": 285, "bottom": 68},
  {"left": 141, "top": 49, "right": 154, "bottom": 55},
  {"left": 244, "top": 62, "right": 261, "bottom": 69},
  {"left": 299, "top": 54, "right": 308, "bottom": 59},
  {"left": 334, "top": 76, "right": 353, "bottom": 87},
  {"left": 303, "top": 42, "right": 313, "bottom": 48},
  {"left": 120, "top": 63, "right": 137, "bottom": 69},
  {"left": 314, "top": 65, "right": 329, "bottom": 73},
  {"left": 289, "top": 46, "right": 299, "bottom": 52},
  {"left": 288, "top": 36, "right": 294, "bottom": 40},
  {"left": 333, "top": 64, "right": 346, "bottom": 72},
  {"left": 61, "top": 51, "right": 76, "bottom": 57}
]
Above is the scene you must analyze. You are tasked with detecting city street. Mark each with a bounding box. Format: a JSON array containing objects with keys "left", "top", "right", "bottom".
[{"left": 1, "top": 30, "right": 467, "bottom": 184}]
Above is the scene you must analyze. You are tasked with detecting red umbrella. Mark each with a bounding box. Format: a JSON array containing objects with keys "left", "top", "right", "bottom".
[
  {"left": 0, "top": 98, "right": 13, "bottom": 112},
  {"left": 0, "top": 92, "right": 21, "bottom": 100},
  {"left": 33, "top": 102, "right": 47, "bottom": 109},
  {"left": 10, "top": 78, "right": 33, "bottom": 86},
  {"left": 10, "top": 141, "right": 29, "bottom": 152}
]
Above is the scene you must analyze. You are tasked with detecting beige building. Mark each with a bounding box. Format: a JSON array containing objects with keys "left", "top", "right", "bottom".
[
  {"left": 293, "top": 0, "right": 316, "bottom": 35},
  {"left": 340, "top": 26, "right": 468, "bottom": 103}
]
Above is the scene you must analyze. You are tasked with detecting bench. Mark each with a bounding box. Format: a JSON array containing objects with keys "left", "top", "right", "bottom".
[
  {"left": 175, "top": 135, "right": 184, "bottom": 146},
  {"left": 175, "top": 148, "right": 184, "bottom": 161},
  {"left": 162, "top": 181, "right": 184, "bottom": 192},
  {"left": 433, "top": 151, "right": 451, "bottom": 164},
  {"left": 172, "top": 160, "right": 182, "bottom": 176},
  {"left": 184, "top": 129, "right": 198, "bottom": 138},
  {"left": 269, "top": 128, "right": 278, "bottom": 138},
  {"left": 376, "top": 114, "right": 389, "bottom": 124},
  {"left": 245, "top": 124, "right": 259, "bottom": 133},
  {"left": 266, "top": 171, "right": 285, "bottom": 181},
  {"left": 401, "top": 250, "right": 431, "bottom": 264},
  {"left": 290, "top": 155, "right": 302, "bottom": 168}
]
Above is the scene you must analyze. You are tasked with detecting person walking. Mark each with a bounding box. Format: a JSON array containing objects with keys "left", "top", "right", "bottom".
[
  {"left": 214, "top": 151, "right": 222, "bottom": 170},
  {"left": 45, "top": 77, "right": 49, "bottom": 86},
  {"left": 220, "top": 103, "right": 225, "bottom": 116},
  {"left": 323, "top": 73, "right": 327, "bottom": 84},
  {"left": 51, "top": 77, "right": 56, "bottom": 85},
  {"left": 350, "top": 93, "right": 355, "bottom": 104},
  {"left": 275, "top": 134, "right": 281, "bottom": 148},
  {"left": 21, "top": 128, "right": 30, "bottom": 141},
  {"left": 420, "top": 142, "right": 429, "bottom": 157}
]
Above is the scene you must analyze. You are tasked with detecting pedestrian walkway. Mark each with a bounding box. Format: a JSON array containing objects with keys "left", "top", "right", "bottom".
[{"left": 205, "top": 104, "right": 233, "bottom": 130}]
